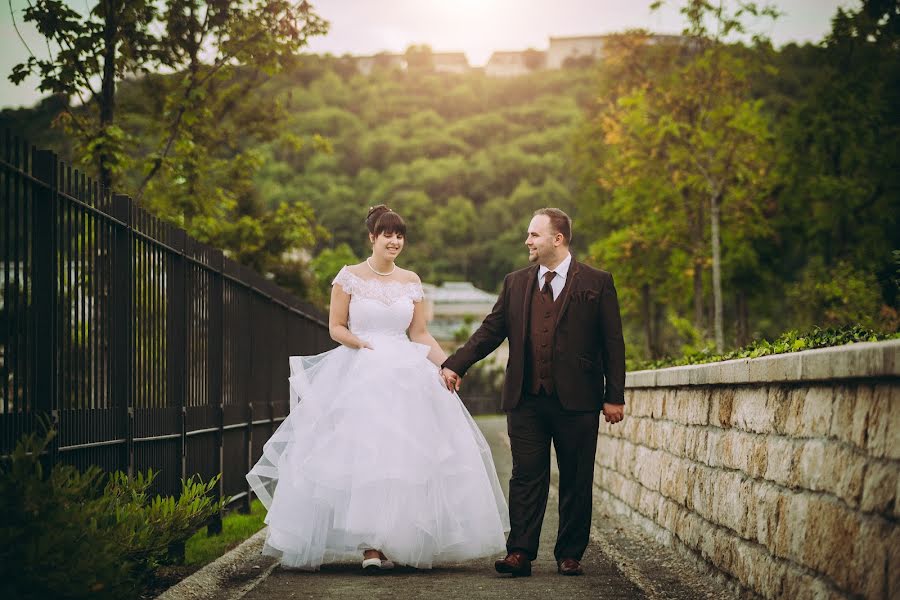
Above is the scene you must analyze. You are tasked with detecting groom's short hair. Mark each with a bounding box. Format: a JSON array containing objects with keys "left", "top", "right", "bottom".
[{"left": 534, "top": 208, "right": 572, "bottom": 245}]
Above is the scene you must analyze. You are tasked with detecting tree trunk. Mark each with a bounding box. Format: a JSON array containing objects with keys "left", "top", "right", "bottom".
[
  {"left": 693, "top": 259, "right": 704, "bottom": 334},
  {"left": 641, "top": 284, "right": 653, "bottom": 358},
  {"left": 686, "top": 187, "right": 705, "bottom": 335},
  {"left": 652, "top": 300, "right": 665, "bottom": 359},
  {"left": 736, "top": 290, "right": 749, "bottom": 347},
  {"left": 99, "top": 1, "right": 118, "bottom": 193},
  {"left": 710, "top": 189, "right": 724, "bottom": 353}
]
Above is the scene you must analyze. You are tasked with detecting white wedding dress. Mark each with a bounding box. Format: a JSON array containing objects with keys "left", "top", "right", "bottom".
[{"left": 246, "top": 266, "right": 509, "bottom": 570}]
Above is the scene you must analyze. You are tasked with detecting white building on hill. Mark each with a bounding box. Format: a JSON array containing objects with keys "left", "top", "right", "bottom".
[{"left": 432, "top": 52, "right": 470, "bottom": 74}]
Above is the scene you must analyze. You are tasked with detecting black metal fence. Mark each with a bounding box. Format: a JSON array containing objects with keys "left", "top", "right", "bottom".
[{"left": 0, "top": 130, "right": 334, "bottom": 512}]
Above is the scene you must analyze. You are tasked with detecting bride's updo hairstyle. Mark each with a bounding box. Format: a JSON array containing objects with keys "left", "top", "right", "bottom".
[{"left": 365, "top": 204, "right": 407, "bottom": 239}]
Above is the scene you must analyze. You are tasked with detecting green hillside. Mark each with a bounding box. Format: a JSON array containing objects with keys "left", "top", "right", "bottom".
[{"left": 3, "top": 2, "right": 898, "bottom": 361}]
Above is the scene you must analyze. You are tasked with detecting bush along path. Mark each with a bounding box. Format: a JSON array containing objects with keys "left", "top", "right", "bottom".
[{"left": 0, "top": 425, "right": 223, "bottom": 600}]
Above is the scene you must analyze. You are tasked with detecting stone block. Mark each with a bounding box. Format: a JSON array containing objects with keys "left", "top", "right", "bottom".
[
  {"left": 861, "top": 460, "right": 897, "bottom": 514},
  {"left": 654, "top": 365, "right": 692, "bottom": 387},
  {"left": 625, "top": 369, "right": 656, "bottom": 388},
  {"left": 889, "top": 526, "right": 900, "bottom": 600},
  {"left": 850, "top": 384, "right": 875, "bottom": 450},
  {"left": 781, "top": 387, "right": 809, "bottom": 437},
  {"left": 796, "top": 439, "right": 828, "bottom": 491},
  {"left": 635, "top": 447, "right": 662, "bottom": 492},
  {"left": 664, "top": 421, "right": 688, "bottom": 457},
  {"left": 684, "top": 427, "right": 708, "bottom": 463},
  {"left": 687, "top": 466, "right": 716, "bottom": 519},
  {"left": 849, "top": 517, "right": 891, "bottom": 599},
  {"left": 802, "top": 497, "right": 861, "bottom": 592},
  {"left": 628, "top": 390, "right": 653, "bottom": 417},
  {"left": 711, "top": 470, "right": 749, "bottom": 535},
  {"left": 702, "top": 429, "right": 723, "bottom": 466},
  {"left": 799, "top": 386, "right": 835, "bottom": 438},
  {"left": 865, "top": 383, "right": 893, "bottom": 459},
  {"left": 828, "top": 384, "right": 857, "bottom": 445},
  {"left": 764, "top": 437, "right": 796, "bottom": 487},
  {"left": 651, "top": 388, "right": 669, "bottom": 419},
  {"left": 717, "top": 358, "right": 752, "bottom": 384},
  {"left": 748, "top": 351, "right": 802, "bottom": 382},
  {"left": 709, "top": 388, "right": 735, "bottom": 429},
  {"left": 800, "top": 341, "right": 888, "bottom": 380},
  {"left": 637, "top": 485, "right": 660, "bottom": 520},
  {"left": 731, "top": 387, "right": 775, "bottom": 434},
  {"left": 752, "top": 482, "right": 782, "bottom": 551},
  {"left": 827, "top": 445, "right": 866, "bottom": 507},
  {"left": 748, "top": 437, "right": 770, "bottom": 480},
  {"left": 773, "top": 492, "right": 808, "bottom": 562},
  {"left": 770, "top": 386, "right": 792, "bottom": 434},
  {"left": 887, "top": 384, "right": 900, "bottom": 461}
]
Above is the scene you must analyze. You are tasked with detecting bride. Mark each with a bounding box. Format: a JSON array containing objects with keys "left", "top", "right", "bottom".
[{"left": 246, "top": 204, "right": 509, "bottom": 572}]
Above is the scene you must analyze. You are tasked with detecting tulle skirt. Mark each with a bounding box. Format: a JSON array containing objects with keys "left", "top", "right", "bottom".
[{"left": 246, "top": 333, "right": 510, "bottom": 570}]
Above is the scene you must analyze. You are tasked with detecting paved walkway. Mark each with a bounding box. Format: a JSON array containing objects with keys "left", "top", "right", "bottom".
[{"left": 231, "top": 416, "right": 741, "bottom": 600}]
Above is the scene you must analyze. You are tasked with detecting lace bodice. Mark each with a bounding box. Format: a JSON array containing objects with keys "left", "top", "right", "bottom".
[{"left": 332, "top": 266, "right": 424, "bottom": 337}]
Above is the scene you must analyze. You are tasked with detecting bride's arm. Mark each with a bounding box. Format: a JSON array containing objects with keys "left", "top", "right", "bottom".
[
  {"left": 407, "top": 294, "right": 448, "bottom": 367},
  {"left": 329, "top": 284, "right": 372, "bottom": 349}
]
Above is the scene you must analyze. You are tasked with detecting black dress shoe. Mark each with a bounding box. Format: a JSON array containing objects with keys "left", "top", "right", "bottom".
[
  {"left": 557, "top": 558, "right": 584, "bottom": 575},
  {"left": 495, "top": 551, "right": 532, "bottom": 577}
]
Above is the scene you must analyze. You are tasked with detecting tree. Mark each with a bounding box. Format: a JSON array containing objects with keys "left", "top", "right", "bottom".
[
  {"left": 663, "top": 0, "right": 779, "bottom": 352},
  {"left": 10, "top": 0, "right": 158, "bottom": 190},
  {"left": 775, "top": 0, "right": 900, "bottom": 327},
  {"left": 9, "top": 0, "right": 327, "bottom": 195},
  {"left": 405, "top": 44, "right": 434, "bottom": 73}
]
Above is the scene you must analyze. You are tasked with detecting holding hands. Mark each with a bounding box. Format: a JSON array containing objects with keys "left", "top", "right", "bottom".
[{"left": 440, "top": 367, "right": 461, "bottom": 392}]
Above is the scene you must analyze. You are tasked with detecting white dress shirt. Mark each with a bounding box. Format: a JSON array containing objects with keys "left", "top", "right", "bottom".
[{"left": 537, "top": 253, "right": 572, "bottom": 301}]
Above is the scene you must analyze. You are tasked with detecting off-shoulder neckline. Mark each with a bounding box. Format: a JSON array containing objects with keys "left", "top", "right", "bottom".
[{"left": 338, "top": 265, "right": 420, "bottom": 287}]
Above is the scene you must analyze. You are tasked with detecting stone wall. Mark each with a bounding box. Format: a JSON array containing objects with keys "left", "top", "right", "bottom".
[{"left": 595, "top": 340, "right": 899, "bottom": 599}]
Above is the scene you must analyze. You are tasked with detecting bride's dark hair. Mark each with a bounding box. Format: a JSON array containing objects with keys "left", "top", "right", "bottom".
[{"left": 366, "top": 204, "right": 407, "bottom": 238}]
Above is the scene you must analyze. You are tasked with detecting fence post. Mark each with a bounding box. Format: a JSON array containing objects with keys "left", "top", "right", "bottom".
[
  {"left": 208, "top": 249, "right": 224, "bottom": 535},
  {"left": 109, "top": 195, "right": 134, "bottom": 475},
  {"left": 31, "top": 149, "right": 59, "bottom": 457},
  {"left": 242, "top": 270, "right": 254, "bottom": 514},
  {"left": 165, "top": 228, "right": 188, "bottom": 563},
  {"left": 167, "top": 228, "right": 187, "bottom": 488}
]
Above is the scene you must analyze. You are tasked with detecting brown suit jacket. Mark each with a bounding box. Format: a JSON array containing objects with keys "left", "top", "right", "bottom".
[{"left": 443, "top": 258, "right": 626, "bottom": 412}]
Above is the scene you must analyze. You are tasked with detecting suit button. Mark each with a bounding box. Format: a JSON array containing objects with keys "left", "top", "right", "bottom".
[
  {"left": 543, "top": 328, "right": 548, "bottom": 333},
  {"left": 541, "top": 343, "right": 547, "bottom": 347},
  {"left": 544, "top": 312, "right": 551, "bottom": 317}
]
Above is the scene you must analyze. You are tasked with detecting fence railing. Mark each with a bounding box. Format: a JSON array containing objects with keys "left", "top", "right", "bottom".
[{"left": 0, "top": 130, "right": 335, "bottom": 515}]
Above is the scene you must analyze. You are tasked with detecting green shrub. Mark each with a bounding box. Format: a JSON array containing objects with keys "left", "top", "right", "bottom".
[
  {"left": 630, "top": 325, "right": 900, "bottom": 371},
  {"left": 0, "top": 426, "right": 225, "bottom": 599}
]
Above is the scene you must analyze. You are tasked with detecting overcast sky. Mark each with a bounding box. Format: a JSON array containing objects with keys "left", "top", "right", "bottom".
[{"left": 1, "top": 0, "right": 851, "bottom": 109}]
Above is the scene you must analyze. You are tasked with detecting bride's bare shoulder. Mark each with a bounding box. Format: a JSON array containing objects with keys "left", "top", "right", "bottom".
[
  {"left": 396, "top": 267, "right": 421, "bottom": 285},
  {"left": 343, "top": 263, "right": 369, "bottom": 276}
]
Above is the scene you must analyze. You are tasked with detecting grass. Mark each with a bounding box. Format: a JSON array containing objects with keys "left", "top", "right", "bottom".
[{"left": 184, "top": 499, "right": 267, "bottom": 567}]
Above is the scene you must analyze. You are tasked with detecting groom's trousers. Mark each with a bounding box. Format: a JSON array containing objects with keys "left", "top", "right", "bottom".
[{"left": 505, "top": 392, "right": 600, "bottom": 561}]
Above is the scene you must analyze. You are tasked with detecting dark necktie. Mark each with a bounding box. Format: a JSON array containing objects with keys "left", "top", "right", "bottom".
[{"left": 542, "top": 271, "right": 557, "bottom": 299}]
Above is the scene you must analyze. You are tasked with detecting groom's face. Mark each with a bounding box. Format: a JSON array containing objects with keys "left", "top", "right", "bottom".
[{"left": 525, "top": 215, "right": 559, "bottom": 266}]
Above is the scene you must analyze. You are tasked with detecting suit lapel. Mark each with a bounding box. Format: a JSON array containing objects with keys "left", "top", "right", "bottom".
[
  {"left": 556, "top": 259, "right": 580, "bottom": 323},
  {"left": 521, "top": 265, "right": 539, "bottom": 342}
]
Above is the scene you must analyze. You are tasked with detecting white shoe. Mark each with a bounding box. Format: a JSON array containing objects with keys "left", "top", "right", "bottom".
[{"left": 362, "top": 557, "right": 382, "bottom": 573}]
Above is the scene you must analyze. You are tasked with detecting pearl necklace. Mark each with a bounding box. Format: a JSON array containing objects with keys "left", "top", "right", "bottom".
[{"left": 366, "top": 257, "right": 396, "bottom": 276}]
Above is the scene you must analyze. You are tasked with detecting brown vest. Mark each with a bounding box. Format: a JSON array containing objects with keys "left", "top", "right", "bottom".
[{"left": 525, "top": 274, "right": 568, "bottom": 395}]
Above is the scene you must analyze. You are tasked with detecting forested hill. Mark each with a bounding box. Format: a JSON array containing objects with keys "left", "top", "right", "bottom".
[
  {"left": 4, "top": 4, "right": 898, "bottom": 360},
  {"left": 2, "top": 58, "right": 595, "bottom": 295},
  {"left": 252, "top": 63, "right": 597, "bottom": 292}
]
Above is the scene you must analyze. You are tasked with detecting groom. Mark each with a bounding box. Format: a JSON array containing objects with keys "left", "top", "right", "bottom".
[{"left": 441, "top": 208, "right": 625, "bottom": 577}]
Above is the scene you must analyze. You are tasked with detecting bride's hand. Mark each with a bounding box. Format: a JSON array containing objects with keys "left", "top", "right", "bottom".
[
  {"left": 357, "top": 339, "right": 374, "bottom": 350},
  {"left": 440, "top": 367, "right": 461, "bottom": 392}
]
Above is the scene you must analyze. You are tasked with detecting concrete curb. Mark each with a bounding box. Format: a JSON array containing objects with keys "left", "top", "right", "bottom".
[
  {"left": 156, "top": 527, "right": 277, "bottom": 600},
  {"left": 626, "top": 339, "right": 900, "bottom": 388}
]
